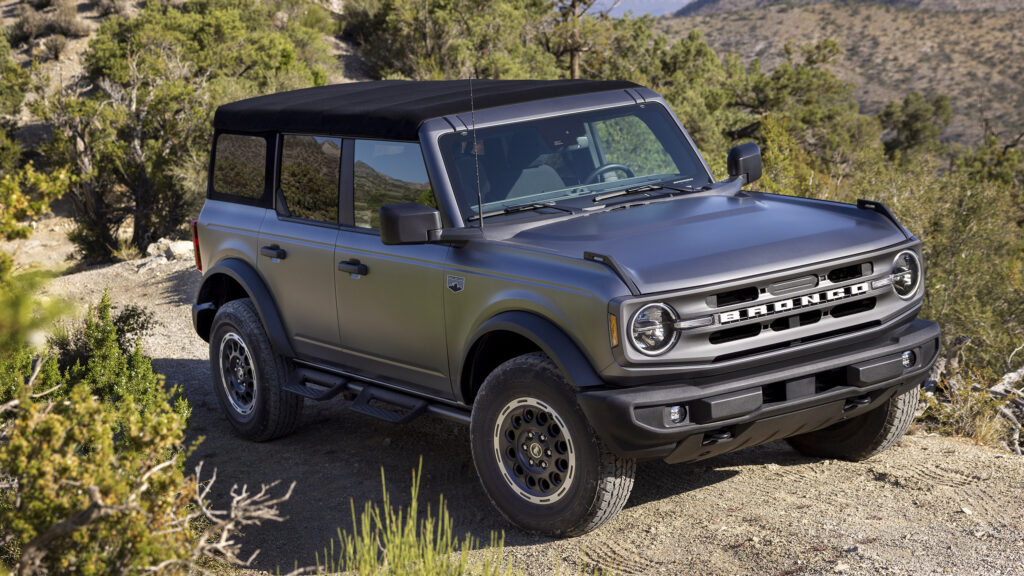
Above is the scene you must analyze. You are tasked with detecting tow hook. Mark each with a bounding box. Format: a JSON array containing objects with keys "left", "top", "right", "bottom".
[
  {"left": 702, "top": 429, "right": 733, "bottom": 446},
  {"left": 844, "top": 394, "right": 872, "bottom": 411}
]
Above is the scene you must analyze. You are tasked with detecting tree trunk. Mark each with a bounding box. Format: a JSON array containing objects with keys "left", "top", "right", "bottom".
[{"left": 131, "top": 171, "right": 154, "bottom": 252}]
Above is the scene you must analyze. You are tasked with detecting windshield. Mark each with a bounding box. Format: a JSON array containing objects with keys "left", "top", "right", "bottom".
[{"left": 439, "top": 103, "right": 710, "bottom": 220}]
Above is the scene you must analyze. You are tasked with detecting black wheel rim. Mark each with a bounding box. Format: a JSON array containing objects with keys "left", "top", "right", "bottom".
[
  {"left": 219, "top": 332, "right": 257, "bottom": 417},
  {"left": 492, "top": 397, "right": 576, "bottom": 504}
]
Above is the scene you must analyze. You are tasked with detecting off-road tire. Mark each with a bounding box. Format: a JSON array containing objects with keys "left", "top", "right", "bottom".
[
  {"left": 209, "top": 299, "right": 302, "bottom": 441},
  {"left": 470, "top": 352, "right": 635, "bottom": 536},
  {"left": 786, "top": 386, "right": 920, "bottom": 461}
]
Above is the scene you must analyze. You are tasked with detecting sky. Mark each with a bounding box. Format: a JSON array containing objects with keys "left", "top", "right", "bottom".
[{"left": 595, "top": 0, "right": 696, "bottom": 17}]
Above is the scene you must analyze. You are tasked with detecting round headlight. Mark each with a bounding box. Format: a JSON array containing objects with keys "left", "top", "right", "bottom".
[
  {"left": 628, "top": 303, "right": 679, "bottom": 356},
  {"left": 891, "top": 250, "right": 921, "bottom": 299}
]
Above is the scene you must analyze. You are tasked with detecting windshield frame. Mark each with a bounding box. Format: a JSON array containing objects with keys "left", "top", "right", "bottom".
[{"left": 423, "top": 95, "right": 713, "bottom": 226}]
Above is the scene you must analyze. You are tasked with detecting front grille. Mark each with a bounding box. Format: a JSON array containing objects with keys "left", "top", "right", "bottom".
[
  {"left": 711, "top": 320, "right": 882, "bottom": 363},
  {"left": 711, "top": 286, "right": 759, "bottom": 307},
  {"left": 626, "top": 246, "right": 917, "bottom": 366}
]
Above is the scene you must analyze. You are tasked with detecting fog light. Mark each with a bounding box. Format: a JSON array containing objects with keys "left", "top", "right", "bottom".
[
  {"left": 902, "top": 350, "right": 916, "bottom": 368},
  {"left": 668, "top": 405, "right": 685, "bottom": 424}
]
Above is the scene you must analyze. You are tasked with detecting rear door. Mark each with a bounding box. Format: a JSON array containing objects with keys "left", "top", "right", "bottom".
[
  {"left": 333, "top": 139, "right": 451, "bottom": 397},
  {"left": 258, "top": 134, "right": 343, "bottom": 361}
]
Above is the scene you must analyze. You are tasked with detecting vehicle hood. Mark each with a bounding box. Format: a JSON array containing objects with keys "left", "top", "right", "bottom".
[{"left": 500, "top": 192, "right": 908, "bottom": 294}]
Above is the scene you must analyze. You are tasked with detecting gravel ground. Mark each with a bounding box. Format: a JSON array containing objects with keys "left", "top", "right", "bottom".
[{"left": 40, "top": 256, "right": 1024, "bottom": 576}]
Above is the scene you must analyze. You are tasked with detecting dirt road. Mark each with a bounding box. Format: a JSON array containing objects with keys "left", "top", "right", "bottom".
[{"left": 43, "top": 258, "right": 1024, "bottom": 576}]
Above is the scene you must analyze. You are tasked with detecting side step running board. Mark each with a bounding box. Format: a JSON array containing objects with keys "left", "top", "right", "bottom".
[
  {"left": 284, "top": 363, "right": 471, "bottom": 425},
  {"left": 350, "top": 386, "right": 427, "bottom": 424},
  {"left": 282, "top": 368, "right": 351, "bottom": 401}
]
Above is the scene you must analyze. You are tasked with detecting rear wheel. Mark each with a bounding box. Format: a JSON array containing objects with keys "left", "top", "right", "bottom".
[
  {"left": 209, "top": 299, "right": 303, "bottom": 441},
  {"left": 470, "top": 352, "right": 635, "bottom": 536},
  {"left": 786, "top": 386, "right": 920, "bottom": 461}
]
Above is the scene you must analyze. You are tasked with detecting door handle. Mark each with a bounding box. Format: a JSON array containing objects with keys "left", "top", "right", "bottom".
[
  {"left": 260, "top": 245, "right": 287, "bottom": 260},
  {"left": 338, "top": 259, "right": 368, "bottom": 276}
]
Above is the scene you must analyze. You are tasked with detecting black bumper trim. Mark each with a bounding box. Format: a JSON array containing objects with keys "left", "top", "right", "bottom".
[{"left": 577, "top": 318, "right": 940, "bottom": 461}]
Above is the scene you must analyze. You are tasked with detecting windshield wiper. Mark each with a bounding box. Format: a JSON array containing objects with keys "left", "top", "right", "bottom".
[
  {"left": 467, "top": 202, "right": 573, "bottom": 221},
  {"left": 592, "top": 182, "right": 701, "bottom": 203}
]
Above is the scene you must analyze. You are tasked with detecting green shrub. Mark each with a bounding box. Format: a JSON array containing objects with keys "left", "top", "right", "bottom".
[
  {"left": 0, "top": 287, "right": 193, "bottom": 573},
  {"left": 0, "top": 163, "right": 71, "bottom": 241},
  {"left": 50, "top": 299, "right": 156, "bottom": 375}
]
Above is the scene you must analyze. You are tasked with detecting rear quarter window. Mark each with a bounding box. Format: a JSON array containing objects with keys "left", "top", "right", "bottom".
[
  {"left": 279, "top": 134, "right": 341, "bottom": 223},
  {"left": 212, "top": 134, "right": 267, "bottom": 201}
]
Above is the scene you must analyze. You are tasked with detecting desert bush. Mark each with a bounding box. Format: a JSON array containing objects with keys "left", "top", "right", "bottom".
[
  {"left": 50, "top": 0, "right": 90, "bottom": 38},
  {"left": 922, "top": 365, "right": 1010, "bottom": 447},
  {"left": 7, "top": 7, "right": 46, "bottom": 47},
  {"left": 25, "top": 0, "right": 55, "bottom": 10},
  {"left": 96, "top": 0, "right": 130, "bottom": 17},
  {"left": 42, "top": 34, "right": 66, "bottom": 60}
]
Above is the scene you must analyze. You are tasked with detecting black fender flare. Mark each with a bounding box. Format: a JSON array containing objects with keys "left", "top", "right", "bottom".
[
  {"left": 462, "top": 311, "right": 604, "bottom": 398},
  {"left": 194, "top": 258, "right": 295, "bottom": 358}
]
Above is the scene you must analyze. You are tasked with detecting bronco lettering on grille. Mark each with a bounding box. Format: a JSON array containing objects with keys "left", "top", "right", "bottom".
[{"left": 719, "top": 281, "right": 871, "bottom": 324}]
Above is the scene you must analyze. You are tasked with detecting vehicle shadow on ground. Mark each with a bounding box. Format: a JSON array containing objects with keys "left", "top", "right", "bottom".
[
  {"left": 156, "top": 357, "right": 817, "bottom": 572},
  {"left": 155, "top": 266, "right": 202, "bottom": 307}
]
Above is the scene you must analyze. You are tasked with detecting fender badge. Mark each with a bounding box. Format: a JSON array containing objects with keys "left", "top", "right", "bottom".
[{"left": 447, "top": 275, "right": 465, "bottom": 294}]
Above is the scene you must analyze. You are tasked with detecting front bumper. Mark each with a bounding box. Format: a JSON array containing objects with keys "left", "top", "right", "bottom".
[{"left": 577, "top": 317, "right": 940, "bottom": 462}]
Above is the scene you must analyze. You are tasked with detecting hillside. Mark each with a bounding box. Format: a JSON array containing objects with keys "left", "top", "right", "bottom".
[
  {"left": 677, "top": 0, "right": 1024, "bottom": 16},
  {"left": 660, "top": 1, "right": 1024, "bottom": 144}
]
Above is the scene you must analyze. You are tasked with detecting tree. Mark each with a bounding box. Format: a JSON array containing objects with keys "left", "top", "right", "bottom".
[
  {"left": 41, "top": 0, "right": 336, "bottom": 262},
  {"left": 0, "top": 37, "right": 69, "bottom": 241},
  {"left": 879, "top": 91, "right": 952, "bottom": 158},
  {"left": 545, "top": 0, "right": 619, "bottom": 79},
  {"left": 344, "top": 0, "right": 558, "bottom": 80}
]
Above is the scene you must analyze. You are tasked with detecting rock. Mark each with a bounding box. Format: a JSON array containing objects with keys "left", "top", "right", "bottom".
[
  {"left": 834, "top": 561, "right": 849, "bottom": 573},
  {"left": 166, "top": 240, "right": 194, "bottom": 261},
  {"left": 146, "top": 238, "right": 170, "bottom": 257},
  {"left": 137, "top": 255, "right": 168, "bottom": 273}
]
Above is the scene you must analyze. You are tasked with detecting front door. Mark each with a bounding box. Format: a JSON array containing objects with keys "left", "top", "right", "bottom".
[
  {"left": 334, "top": 139, "right": 451, "bottom": 397},
  {"left": 258, "top": 134, "right": 343, "bottom": 361}
]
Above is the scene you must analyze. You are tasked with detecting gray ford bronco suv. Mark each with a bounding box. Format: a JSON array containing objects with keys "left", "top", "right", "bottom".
[{"left": 192, "top": 80, "right": 940, "bottom": 536}]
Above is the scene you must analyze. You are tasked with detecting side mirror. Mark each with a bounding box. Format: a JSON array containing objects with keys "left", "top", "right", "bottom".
[
  {"left": 380, "top": 202, "right": 441, "bottom": 245},
  {"left": 727, "top": 142, "right": 762, "bottom": 185}
]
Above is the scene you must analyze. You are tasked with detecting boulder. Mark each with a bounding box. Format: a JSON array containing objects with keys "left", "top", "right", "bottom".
[{"left": 166, "top": 241, "right": 194, "bottom": 261}]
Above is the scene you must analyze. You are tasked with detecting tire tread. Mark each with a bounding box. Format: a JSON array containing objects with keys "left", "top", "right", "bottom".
[{"left": 211, "top": 299, "right": 302, "bottom": 441}]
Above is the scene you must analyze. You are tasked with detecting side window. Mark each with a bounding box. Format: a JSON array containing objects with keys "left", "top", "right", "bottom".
[
  {"left": 279, "top": 134, "right": 341, "bottom": 223},
  {"left": 213, "top": 134, "right": 266, "bottom": 200},
  {"left": 591, "top": 116, "right": 676, "bottom": 177},
  {"left": 353, "top": 140, "right": 434, "bottom": 230}
]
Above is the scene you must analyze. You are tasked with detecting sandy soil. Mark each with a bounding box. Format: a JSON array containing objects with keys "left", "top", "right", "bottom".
[{"left": 37, "top": 251, "right": 1024, "bottom": 576}]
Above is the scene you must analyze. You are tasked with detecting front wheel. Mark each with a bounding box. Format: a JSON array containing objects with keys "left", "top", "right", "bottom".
[
  {"left": 470, "top": 353, "right": 635, "bottom": 536},
  {"left": 786, "top": 386, "right": 920, "bottom": 461}
]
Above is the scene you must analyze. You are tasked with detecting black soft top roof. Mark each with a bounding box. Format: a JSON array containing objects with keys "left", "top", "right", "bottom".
[{"left": 213, "top": 79, "right": 640, "bottom": 140}]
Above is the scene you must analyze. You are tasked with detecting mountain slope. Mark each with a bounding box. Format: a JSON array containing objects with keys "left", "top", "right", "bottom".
[
  {"left": 660, "top": 1, "right": 1024, "bottom": 144},
  {"left": 677, "top": 0, "right": 1023, "bottom": 17}
]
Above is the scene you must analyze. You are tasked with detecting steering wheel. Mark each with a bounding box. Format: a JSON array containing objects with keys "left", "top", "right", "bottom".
[{"left": 584, "top": 163, "right": 635, "bottom": 184}]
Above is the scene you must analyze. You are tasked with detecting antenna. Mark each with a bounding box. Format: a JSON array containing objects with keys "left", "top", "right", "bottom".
[{"left": 469, "top": 77, "right": 484, "bottom": 229}]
